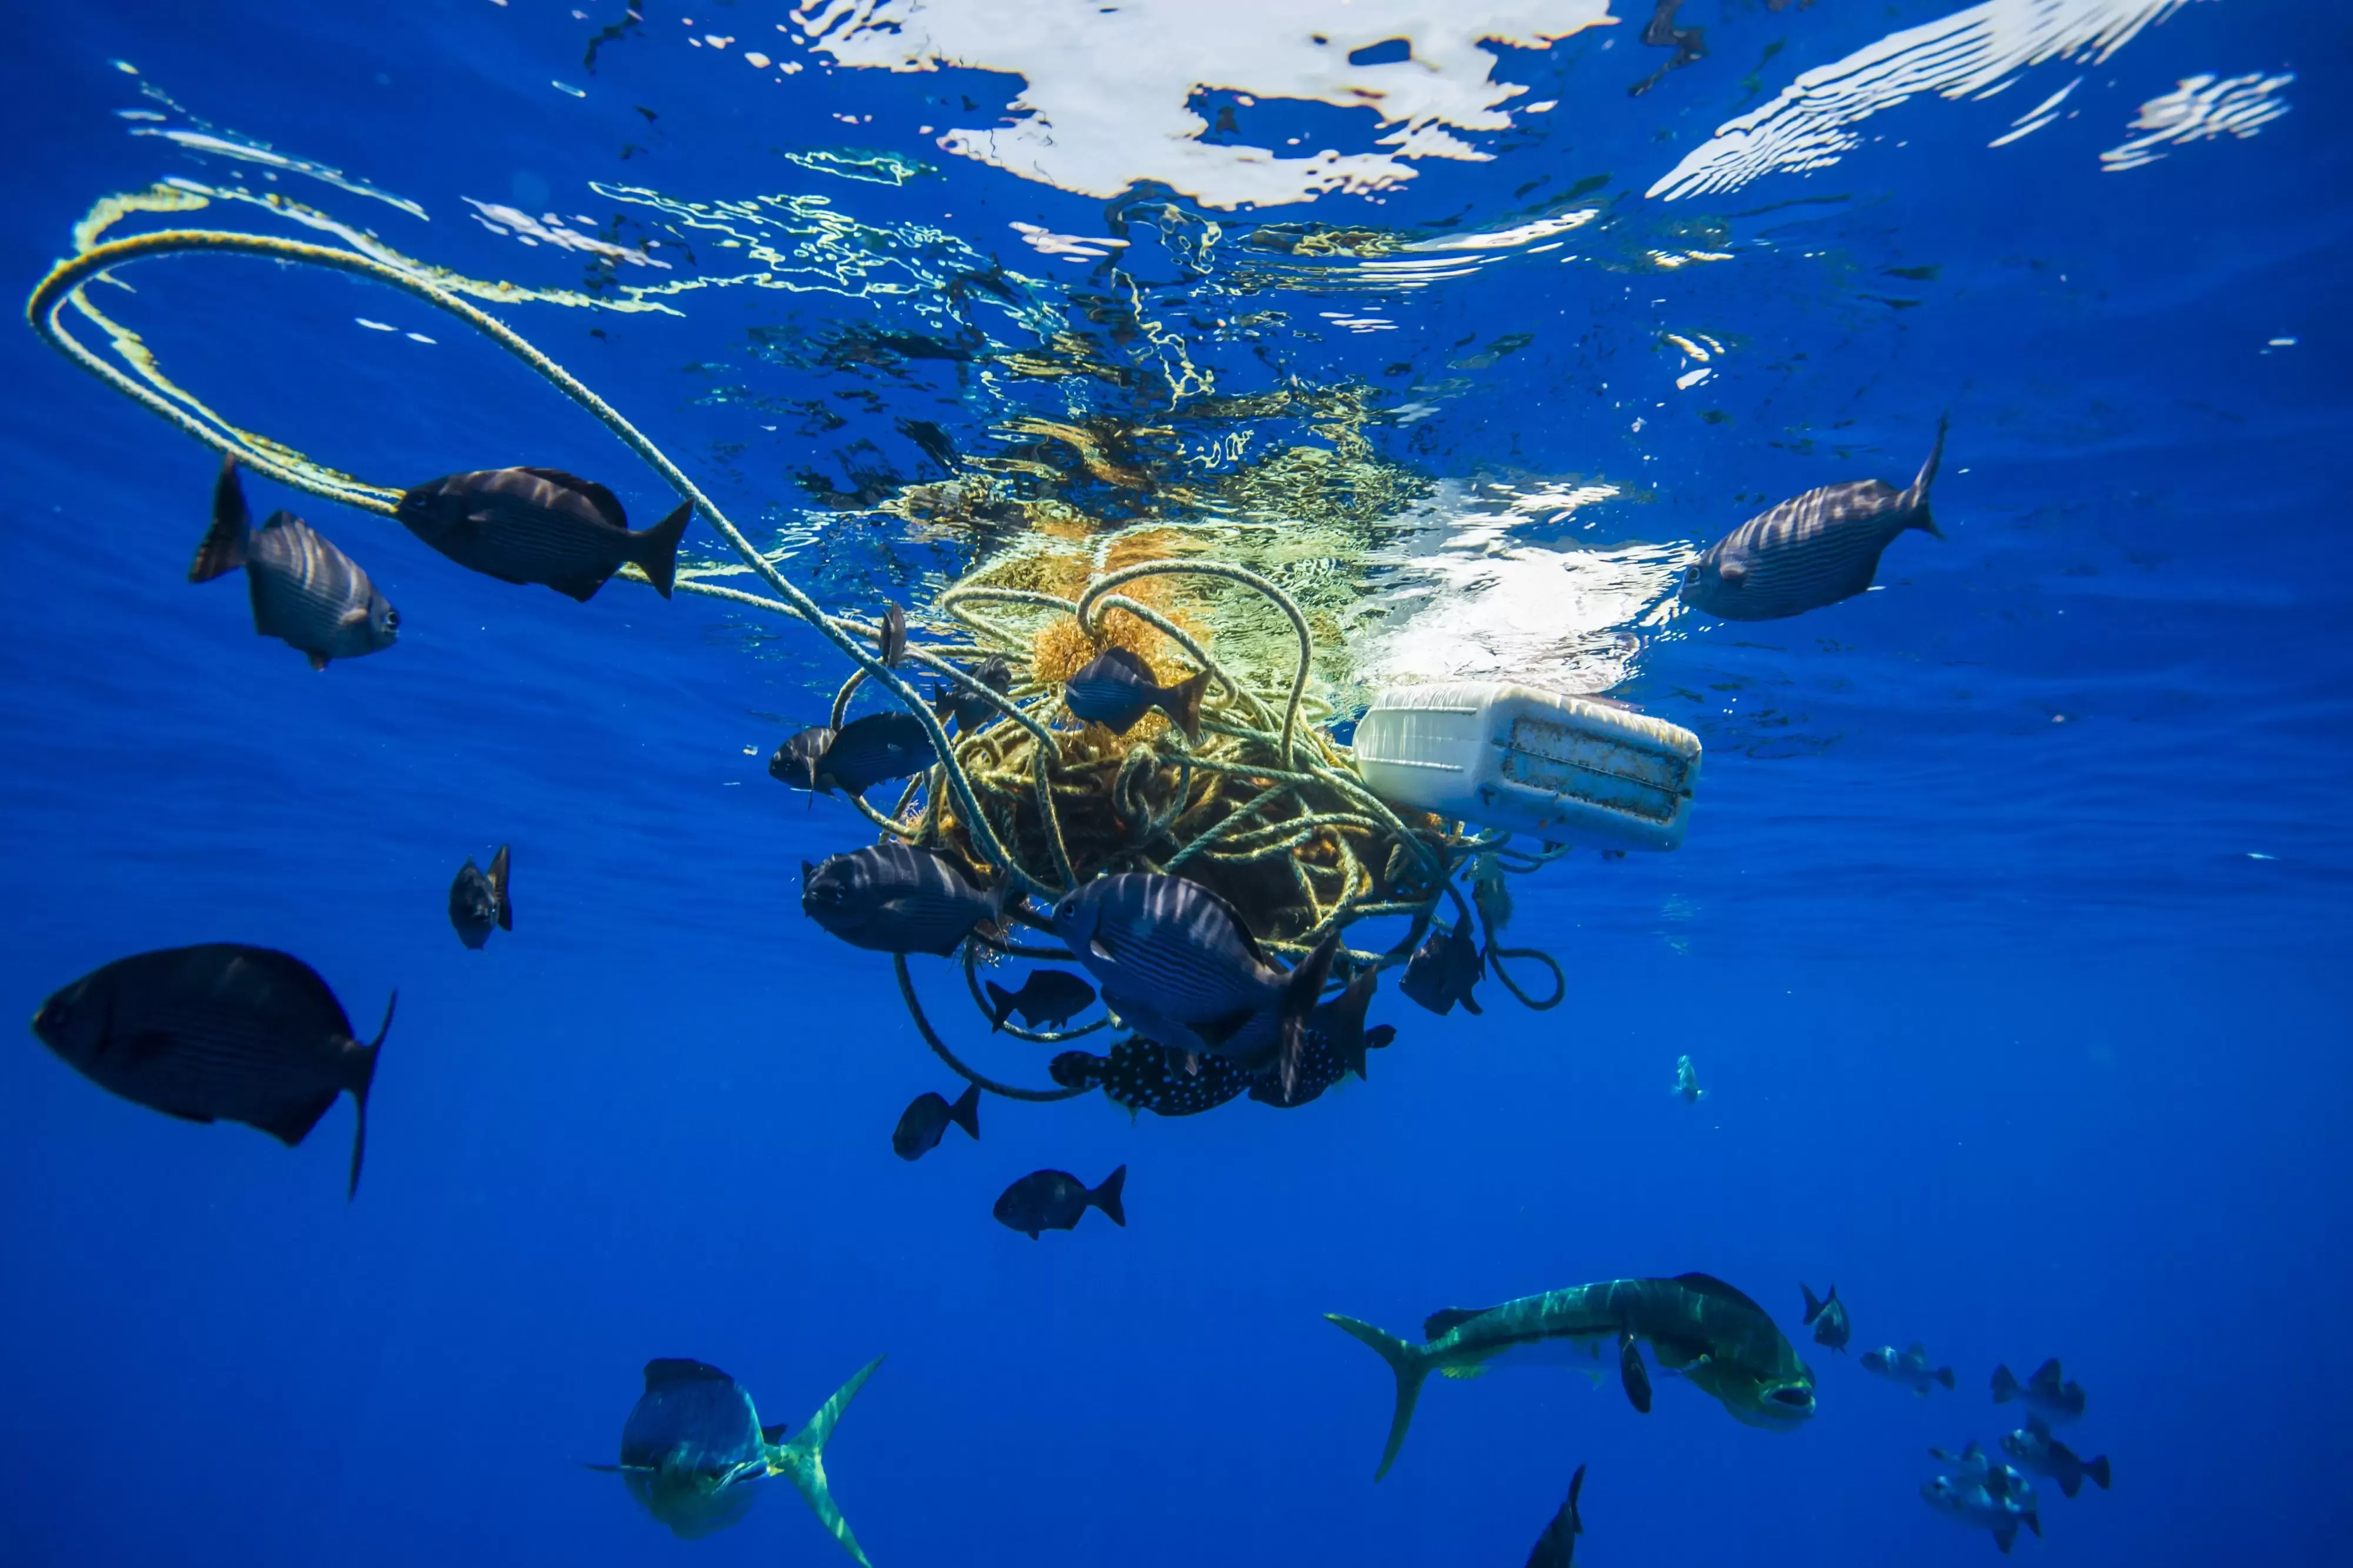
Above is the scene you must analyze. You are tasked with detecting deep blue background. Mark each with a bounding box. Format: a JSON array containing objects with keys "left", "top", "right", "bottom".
[{"left": 1, "top": 3, "right": 2345, "bottom": 1564}]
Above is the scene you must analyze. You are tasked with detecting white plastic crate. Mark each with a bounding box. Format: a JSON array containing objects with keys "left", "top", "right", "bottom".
[{"left": 1351, "top": 682, "right": 1702, "bottom": 850}]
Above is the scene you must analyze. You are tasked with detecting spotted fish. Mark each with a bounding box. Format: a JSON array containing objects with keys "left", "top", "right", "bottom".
[
  {"left": 1680, "top": 420, "right": 1947, "bottom": 620},
  {"left": 191, "top": 458, "right": 398, "bottom": 670},
  {"left": 1050, "top": 1036, "right": 1252, "bottom": 1117},
  {"left": 395, "top": 466, "right": 692, "bottom": 602}
]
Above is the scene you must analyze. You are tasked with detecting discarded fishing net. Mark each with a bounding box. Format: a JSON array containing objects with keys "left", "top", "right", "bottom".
[{"left": 27, "top": 225, "right": 1570, "bottom": 1108}]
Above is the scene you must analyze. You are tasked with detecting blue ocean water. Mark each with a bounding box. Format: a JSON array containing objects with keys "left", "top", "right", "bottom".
[{"left": 1, "top": 2, "right": 2345, "bottom": 1564}]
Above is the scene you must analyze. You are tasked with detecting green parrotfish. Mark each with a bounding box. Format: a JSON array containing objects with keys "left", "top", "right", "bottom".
[{"left": 1327, "top": 1273, "right": 1816, "bottom": 1479}]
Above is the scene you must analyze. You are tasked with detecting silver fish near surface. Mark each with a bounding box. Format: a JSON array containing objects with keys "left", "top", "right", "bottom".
[
  {"left": 1680, "top": 420, "right": 1947, "bottom": 620},
  {"left": 395, "top": 466, "right": 692, "bottom": 602},
  {"left": 801, "top": 842, "right": 1004, "bottom": 956},
  {"left": 449, "top": 844, "right": 512, "bottom": 950},
  {"left": 29, "top": 943, "right": 393, "bottom": 1198},
  {"left": 191, "top": 458, "right": 398, "bottom": 670}
]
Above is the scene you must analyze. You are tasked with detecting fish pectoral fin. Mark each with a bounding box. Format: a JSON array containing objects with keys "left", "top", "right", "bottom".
[
  {"left": 308, "top": 653, "right": 331, "bottom": 672},
  {"left": 251, "top": 1090, "right": 341, "bottom": 1149},
  {"left": 1192, "top": 1005, "right": 1259, "bottom": 1049},
  {"left": 1438, "top": 1363, "right": 1490, "bottom": 1381}
]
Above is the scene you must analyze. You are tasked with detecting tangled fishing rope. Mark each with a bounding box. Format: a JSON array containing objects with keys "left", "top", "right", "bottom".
[{"left": 28, "top": 228, "right": 1565, "bottom": 1105}]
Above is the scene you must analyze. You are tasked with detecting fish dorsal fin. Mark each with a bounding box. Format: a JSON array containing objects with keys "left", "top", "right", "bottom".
[
  {"left": 1669, "top": 1273, "right": 1769, "bottom": 1316},
  {"left": 518, "top": 467, "right": 628, "bottom": 531},
  {"left": 643, "top": 1357, "right": 734, "bottom": 1392},
  {"left": 1905, "top": 1342, "right": 1927, "bottom": 1359},
  {"left": 760, "top": 1422, "right": 789, "bottom": 1444},
  {"left": 1175, "top": 875, "right": 1270, "bottom": 968},
  {"left": 1422, "top": 1306, "right": 1489, "bottom": 1341},
  {"left": 2029, "top": 1358, "right": 2064, "bottom": 1389},
  {"left": 1092, "top": 645, "right": 1153, "bottom": 680},
  {"left": 1964, "top": 1442, "right": 1986, "bottom": 1464}
]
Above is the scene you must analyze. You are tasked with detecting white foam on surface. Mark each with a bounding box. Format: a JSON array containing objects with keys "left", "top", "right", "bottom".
[{"left": 2099, "top": 70, "right": 2292, "bottom": 172}]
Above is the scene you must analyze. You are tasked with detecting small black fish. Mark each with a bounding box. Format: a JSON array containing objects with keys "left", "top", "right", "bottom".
[
  {"left": 801, "top": 842, "right": 1003, "bottom": 956},
  {"left": 892, "top": 1083, "right": 980, "bottom": 1160},
  {"left": 1618, "top": 1333, "right": 1654, "bottom": 1414},
  {"left": 769, "top": 726, "right": 836, "bottom": 792},
  {"left": 1680, "top": 421, "right": 1947, "bottom": 620},
  {"left": 812, "top": 712, "right": 937, "bottom": 796},
  {"left": 1992, "top": 1357, "right": 2087, "bottom": 1426},
  {"left": 1526, "top": 1463, "right": 1586, "bottom": 1568},
  {"left": 2001, "top": 1419, "right": 2111, "bottom": 1498},
  {"left": 30, "top": 943, "right": 393, "bottom": 1198},
  {"left": 395, "top": 466, "right": 692, "bottom": 602},
  {"left": 992, "top": 1165, "right": 1126, "bottom": 1239},
  {"left": 935, "top": 656, "right": 1014, "bottom": 733},
  {"left": 985, "top": 970, "right": 1097, "bottom": 1032},
  {"left": 1064, "top": 646, "right": 1209, "bottom": 741},
  {"left": 1399, "top": 913, "right": 1484, "bottom": 1016},
  {"left": 449, "top": 844, "right": 513, "bottom": 950},
  {"left": 1051, "top": 1036, "right": 1253, "bottom": 1117},
  {"left": 192, "top": 458, "right": 398, "bottom": 670},
  {"left": 1800, "top": 1282, "right": 1850, "bottom": 1352},
  {"left": 874, "top": 603, "right": 906, "bottom": 667}
]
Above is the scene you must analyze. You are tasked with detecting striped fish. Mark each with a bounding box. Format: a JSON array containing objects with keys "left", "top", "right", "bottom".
[
  {"left": 1679, "top": 420, "right": 1947, "bottom": 620},
  {"left": 768, "top": 725, "right": 836, "bottom": 792},
  {"left": 29, "top": 943, "right": 393, "bottom": 1198},
  {"left": 396, "top": 466, "right": 692, "bottom": 602},
  {"left": 1064, "top": 646, "right": 1209, "bottom": 740},
  {"left": 1048, "top": 872, "right": 1337, "bottom": 1096},
  {"left": 589, "top": 1355, "right": 884, "bottom": 1566},
  {"left": 800, "top": 841, "right": 1002, "bottom": 956},
  {"left": 1327, "top": 1273, "right": 1817, "bottom": 1479},
  {"left": 191, "top": 458, "right": 398, "bottom": 670}
]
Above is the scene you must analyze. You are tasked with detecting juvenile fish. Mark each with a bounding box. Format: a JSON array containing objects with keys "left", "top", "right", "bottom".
[
  {"left": 801, "top": 842, "right": 1002, "bottom": 956},
  {"left": 1799, "top": 1282, "right": 1849, "bottom": 1352},
  {"left": 1674, "top": 1053, "right": 1707, "bottom": 1104},
  {"left": 449, "top": 844, "right": 512, "bottom": 950},
  {"left": 31, "top": 943, "right": 393, "bottom": 1198},
  {"left": 892, "top": 1083, "right": 979, "bottom": 1160},
  {"left": 1049, "top": 872, "right": 1337, "bottom": 1097},
  {"left": 1064, "top": 646, "right": 1209, "bottom": 741},
  {"left": 1399, "top": 912, "right": 1483, "bottom": 1016},
  {"left": 396, "top": 466, "right": 692, "bottom": 602},
  {"left": 769, "top": 726, "right": 836, "bottom": 792},
  {"left": 811, "top": 712, "right": 937, "bottom": 796},
  {"left": 589, "top": 1355, "right": 884, "bottom": 1565},
  {"left": 1991, "top": 1357, "right": 2086, "bottom": 1426},
  {"left": 935, "top": 656, "right": 1014, "bottom": 732},
  {"left": 1526, "top": 1463, "right": 1586, "bottom": 1568},
  {"left": 1680, "top": 420, "right": 1947, "bottom": 620},
  {"left": 874, "top": 603, "right": 906, "bottom": 667},
  {"left": 993, "top": 1165, "right": 1126, "bottom": 1239},
  {"left": 2001, "top": 1420, "right": 2111, "bottom": 1497},
  {"left": 1862, "top": 1342, "right": 1955, "bottom": 1396},
  {"left": 984, "top": 970, "right": 1097, "bottom": 1032},
  {"left": 192, "top": 458, "right": 398, "bottom": 670}
]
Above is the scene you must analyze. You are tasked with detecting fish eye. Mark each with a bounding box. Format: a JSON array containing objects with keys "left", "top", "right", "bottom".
[{"left": 1683, "top": 563, "right": 1702, "bottom": 583}]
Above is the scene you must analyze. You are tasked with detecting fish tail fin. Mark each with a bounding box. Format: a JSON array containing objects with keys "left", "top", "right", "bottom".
[
  {"left": 629, "top": 500, "right": 694, "bottom": 599},
  {"left": 1327, "top": 965, "right": 1379, "bottom": 1079},
  {"left": 985, "top": 980, "right": 1019, "bottom": 1032},
  {"left": 2085, "top": 1454, "right": 2111, "bottom": 1490},
  {"left": 191, "top": 456, "right": 251, "bottom": 582},
  {"left": 1324, "top": 1314, "right": 1432, "bottom": 1482},
  {"left": 488, "top": 845, "right": 512, "bottom": 930},
  {"left": 948, "top": 1082, "right": 981, "bottom": 1141},
  {"left": 1162, "top": 668, "right": 1211, "bottom": 743},
  {"left": 1991, "top": 1364, "right": 2018, "bottom": 1403},
  {"left": 772, "top": 1355, "right": 885, "bottom": 1568},
  {"left": 1936, "top": 1366, "right": 1955, "bottom": 1390},
  {"left": 347, "top": 989, "right": 396, "bottom": 1201},
  {"left": 1274, "top": 932, "right": 1341, "bottom": 1100},
  {"left": 1091, "top": 1164, "right": 1126, "bottom": 1227},
  {"left": 1902, "top": 416, "right": 1948, "bottom": 538},
  {"left": 1802, "top": 1283, "right": 1826, "bottom": 1324}
]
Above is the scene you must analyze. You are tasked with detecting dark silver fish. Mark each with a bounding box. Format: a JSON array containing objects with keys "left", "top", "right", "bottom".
[
  {"left": 1399, "top": 913, "right": 1484, "bottom": 1016},
  {"left": 1526, "top": 1463, "right": 1586, "bottom": 1568},
  {"left": 935, "top": 656, "right": 1014, "bottom": 732},
  {"left": 1064, "top": 646, "right": 1209, "bottom": 740},
  {"left": 1680, "top": 421, "right": 1947, "bottom": 620},
  {"left": 1862, "top": 1342, "right": 1955, "bottom": 1396},
  {"left": 395, "top": 466, "right": 692, "bottom": 602},
  {"left": 1921, "top": 1473, "right": 2037, "bottom": 1556},
  {"left": 588, "top": 1355, "right": 882, "bottom": 1565},
  {"left": 30, "top": 943, "right": 393, "bottom": 1198},
  {"left": 801, "top": 842, "right": 1002, "bottom": 956},
  {"left": 769, "top": 726, "right": 836, "bottom": 792},
  {"left": 1800, "top": 1282, "right": 1850, "bottom": 1352},
  {"left": 891, "top": 1083, "right": 979, "bottom": 1159},
  {"left": 1048, "top": 872, "right": 1337, "bottom": 1095},
  {"left": 449, "top": 844, "right": 512, "bottom": 950},
  {"left": 2001, "top": 1420, "right": 2111, "bottom": 1498},
  {"left": 984, "top": 970, "right": 1096, "bottom": 1032},
  {"left": 992, "top": 1165, "right": 1126, "bottom": 1238},
  {"left": 874, "top": 603, "right": 906, "bottom": 667},
  {"left": 191, "top": 458, "right": 398, "bottom": 670},
  {"left": 1992, "top": 1357, "right": 2086, "bottom": 1426},
  {"left": 812, "top": 713, "right": 937, "bottom": 796}
]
